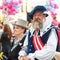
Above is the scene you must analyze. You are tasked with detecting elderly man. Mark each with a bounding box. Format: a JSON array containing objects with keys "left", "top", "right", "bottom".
[
  {"left": 8, "top": 19, "right": 28, "bottom": 60},
  {"left": 18, "top": 5, "right": 58, "bottom": 60}
]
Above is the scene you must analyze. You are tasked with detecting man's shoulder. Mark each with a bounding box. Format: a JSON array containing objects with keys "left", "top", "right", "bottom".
[{"left": 43, "top": 24, "right": 57, "bottom": 35}]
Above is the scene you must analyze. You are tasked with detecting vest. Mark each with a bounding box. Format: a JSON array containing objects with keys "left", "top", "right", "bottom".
[{"left": 27, "top": 25, "right": 58, "bottom": 54}]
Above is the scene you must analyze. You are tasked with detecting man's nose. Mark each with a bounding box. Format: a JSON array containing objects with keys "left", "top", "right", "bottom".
[
  {"left": 35, "top": 15, "right": 39, "bottom": 18},
  {"left": 35, "top": 16, "right": 40, "bottom": 21},
  {"left": 34, "top": 16, "right": 38, "bottom": 20}
]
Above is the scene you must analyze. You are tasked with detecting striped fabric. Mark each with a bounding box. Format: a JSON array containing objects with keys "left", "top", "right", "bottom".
[{"left": 32, "top": 34, "right": 44, "bottom": 50}]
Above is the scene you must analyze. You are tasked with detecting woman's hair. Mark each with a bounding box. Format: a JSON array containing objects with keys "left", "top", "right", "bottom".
[{"left": 3, "top": 24, "right": 12, "bottom": 39}]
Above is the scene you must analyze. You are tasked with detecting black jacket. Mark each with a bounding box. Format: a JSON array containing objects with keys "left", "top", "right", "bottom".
[
  {"left": 8, "top": 35, "right": 26, "bottom": 60},
  {"left": 0, "top": 32, "right": 11, "bottom": 60}
]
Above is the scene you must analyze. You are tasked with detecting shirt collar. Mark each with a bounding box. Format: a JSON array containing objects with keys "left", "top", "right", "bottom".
[{"left": 14, "top": 34, "right": 26, "bottom": 45}]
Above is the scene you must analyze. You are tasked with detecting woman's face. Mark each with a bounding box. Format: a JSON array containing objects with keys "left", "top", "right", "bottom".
[{"left": 13, "top": 25, "right": 25, "bottom": 36}]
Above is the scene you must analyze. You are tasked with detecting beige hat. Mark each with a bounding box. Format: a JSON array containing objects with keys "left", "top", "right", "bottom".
[{"left": 15, "top": 19, "right": 28, "bottom": 29}]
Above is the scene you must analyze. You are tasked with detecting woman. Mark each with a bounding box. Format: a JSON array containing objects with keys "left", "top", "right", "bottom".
[{"left": 0, "top": 24, "right": 12, "bottom": 60}]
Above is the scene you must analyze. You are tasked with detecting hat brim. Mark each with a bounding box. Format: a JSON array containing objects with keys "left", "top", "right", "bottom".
[
  {"left": 14, "top": 24, "right": 28, "bottom": 29},
  {"left": 28, "top": 12, "right": 48, "bottom": 19}
]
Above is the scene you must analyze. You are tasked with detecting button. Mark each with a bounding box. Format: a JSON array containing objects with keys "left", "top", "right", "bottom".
[
  {"left": 19, "top": 43, "right": 22, "bottom": 46},
  {"left": 29, "top": 49, "right": 31, "bottom": 51},
  {"left": 31, "top": 45, "right": 32, "bottom": 47}
]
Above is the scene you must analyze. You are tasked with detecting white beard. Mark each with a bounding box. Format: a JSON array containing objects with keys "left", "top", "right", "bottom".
[{"left": 32, "top": 20, "right": 43, "bottom": 30}]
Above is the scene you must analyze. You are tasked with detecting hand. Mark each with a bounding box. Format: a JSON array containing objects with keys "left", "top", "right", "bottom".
[
  {"left": 23, "top": 56, "right": 31, "bottom": 60},
  {"left": 20, "top": 56, "right": 24, "bottom": 60},
  {"left": 18, "top": 56, "right": 24, "bottom": 60},
  {"left": 18, "top": 55, "right": 31, "bottom": 60}
]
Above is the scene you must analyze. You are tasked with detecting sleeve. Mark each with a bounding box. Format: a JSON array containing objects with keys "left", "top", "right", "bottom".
[
  {"left": 27, "top": 28, "right": 58, "bottom": 60},
  {"left": 19, "top": 50, "right": 27, "bottom": 56}
]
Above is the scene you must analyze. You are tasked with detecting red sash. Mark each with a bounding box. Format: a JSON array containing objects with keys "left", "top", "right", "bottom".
[{"left": 32, "top": 34, "right": 44, "bottom": 50}]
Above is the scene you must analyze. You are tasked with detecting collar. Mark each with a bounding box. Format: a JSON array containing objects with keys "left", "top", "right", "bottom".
[{"left": 14, "top": 34, "right": 26, "bottom": 45}]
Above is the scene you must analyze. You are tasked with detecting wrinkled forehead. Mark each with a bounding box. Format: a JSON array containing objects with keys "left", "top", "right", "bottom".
[
  {"left": 33, "top": 11, "right": 46, "bottom": 17},
  {"left": 33, "top": 11, "right": 43, "bottom": 15},
  {"left": 33, "top": 11, "right": 46, "bottom": 18}
]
